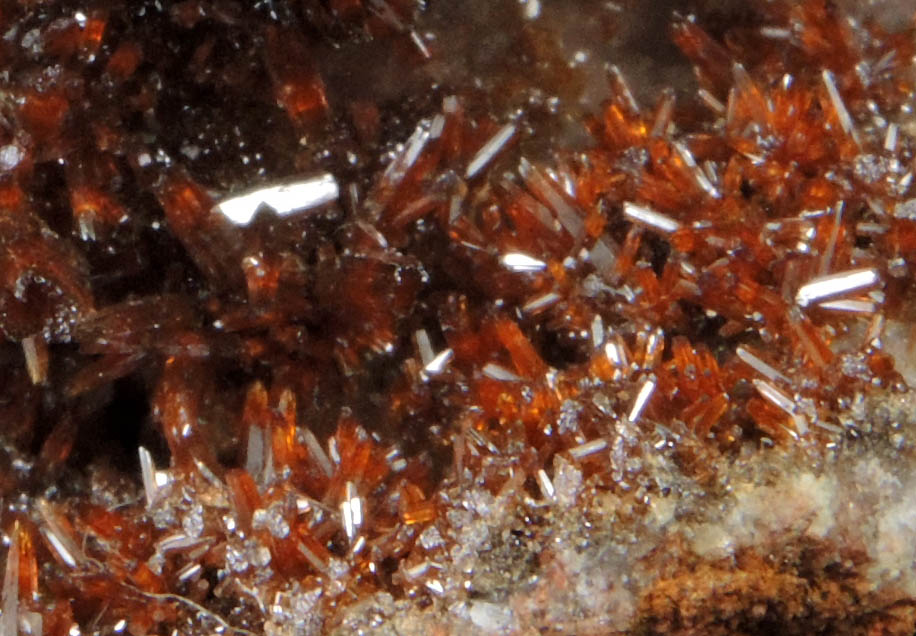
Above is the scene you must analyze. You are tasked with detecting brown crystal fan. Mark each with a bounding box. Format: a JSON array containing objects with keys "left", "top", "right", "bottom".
[{"left": 3, "top": 0, "right": 916, "bottom": 634}]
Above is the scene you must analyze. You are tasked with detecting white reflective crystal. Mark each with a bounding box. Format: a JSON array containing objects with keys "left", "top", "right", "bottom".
[
  {"left": 156, "top": 533, "right": 200, "bottom": 554},
  {"left": 466, "top": 122, "right": 516, "bottom": 178},
  {"left": 605, "top": 339, "right": 627, "bottom": 368},
  {"left": 0, "top": 145, "right": 23, "bottom": 171},
  {"left": 328, "top": 437, "right": 341, "bottom": 465},
  {"left": 822, "top": 69, "right": 860, "bottom": 145},
  {"left": 415, "top": 329, "right": 435, "bottom": 366},
  {"left": 536, "top": 468, "right": 556, "bottom": 500},
  {"left": 425, "top": 579, "right": 445, "bottom": 596},
  {"left": 885, "top": 123, "right": 898, "bottom": 152},
  {"left": 297, "top": 541, "right": 329, "bottom": 575},
  {"left": 591, "top": 315, "right": 605, "bottom": 347},
  {"left": 481, "top": 363, "right": 522, "bottom": 382},
  {"left": 520, "top": 0, "right": 541, "bottom": 20},
  {"left": 818, "top": 299, "right": 876, "bottom": 313},
  {"left": 40, "top": 527, "right": 77, "bottom": 570},
  {"left": 795, "top": 269, "right": 879, "bottom": 307},
  {"left": 409, "top": 30, "right": 431, "bottom": 59},
  {"left": 245, "top": 425, "right": 265, "bottom": 482},
  {"left": 698, "top": 88, "right": 725, "bottom": 114},
  {"left": 588, "top": 238, "right": 617, "bottom": 274},
  {"left": 154, "top": 470, "right": 170, "bottom": 488},
  {"left": 138, "top": 446, "right": 158, "bottom": 507},
  {"left": 500, "top": 252, "right": 547, "bottom": 272},
  {"left": 301, "top": 427, "right": 333, "bottom": 478},
  {"left": 423, "top": 348, "right": 454, "bottom": 376},
  {"left": 21, "top": 336, "right": 45, "bottom": 385},
  {"left": 429, "top": 113, "right": 446, "bottom": 139},
  {"left": 469, "top": 601, "right": 517, "bottom": 632},
  {"left": 340, "top": 481, "right": 363, "bottom": 543},
  {"left": 176, "top": 562, "right": 202, "bottom": 583},
  {"left": 627, "top": 376, "right": 656, "bottom": 423},
  {"left": 404, "top": 561, "right": 430, "bottom": 581},
  {"left": 623, "top": 201, "right": 681, "bottom": 233},
  {"left": 519, "top": 158, "right": 585, "bottom": 239},
  {"left": 390, "top": 124, "right": 430, "bottom": 181},
  {"left": 759, "top": 26, "right": 790, "bottom": 39},
  {"left": 673, "top": 141, "right": 720, "bottom": 198},
  {"left": 522, "top": 292, "right": 560, "bottom": 314},
  {"left": 568, "top": 438, "right": 608, "bottom": 460},
  {"left": 753, "top": 378, "right": 808, "bottom": 434},
  {"left": 735, "top": 345, "right": 791, "bottom": 384},
  {"left": 607, "top": 64, "right": 640, "bottom": 114},
  {"left": 215, "top": 173, "right": 339, "bottom": 225}
]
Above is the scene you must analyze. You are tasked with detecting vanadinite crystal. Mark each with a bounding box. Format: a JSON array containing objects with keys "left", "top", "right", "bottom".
[{"left": 8, "top": 0, "right": 916, "bottom": 633}]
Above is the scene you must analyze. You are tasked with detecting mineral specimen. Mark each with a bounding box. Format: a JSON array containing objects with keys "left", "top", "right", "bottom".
[{"left": 3, "top": 0, "right": 916, "bottom": 634}]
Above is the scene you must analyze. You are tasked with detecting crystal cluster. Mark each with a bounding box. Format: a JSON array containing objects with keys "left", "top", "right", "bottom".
[{"left": 3, "top": 0, "right": 916, "bottom": 634}]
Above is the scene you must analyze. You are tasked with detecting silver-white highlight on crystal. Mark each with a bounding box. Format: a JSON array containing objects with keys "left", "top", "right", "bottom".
[
  {"left": 215, "top": 173, "right": 339, "bottom": 226},
  {"left": 466, "top": 122, "right": 516, "bottom": 179},
  {"left": 21, "top": 335, "right": 44, "bottom": 385},
  {"left": 138, "top": 445, "right": 159, "bottom": 508},
  {"left": 605, "top": 339, "right": 628, "bottom": 368},
  {"left": 499, "top": 252, "right": 547, "bottom": 272},
  {"left": 340, "top": 481, "right": 363, "bottom": 544},
  {"left": 673, "top": 141, "right": 721, "bottom": 198},
  {"left": 415, "top": 329, "right": 435, "bottom": 367},
  {"left": 736, "top": 345, "right": 791, "bottom": 385},
  {"left": 482, "top": 363, "right": 523, "bottom": 382},
  {"left": 623, "top": 201, "right": 681, "bottom": 234},
  {"left": 885, "top": 123, "right": 898, "bottom": 152},
  {"left": 519, "top": 158, "right": 585, "bottom": 239},
  {"left": 302, "top": 426, "right": 333, "bottom": 478},
  {"left": 817, "top": 299, "right": 876, "bottom": 313},
  {"left": 37, "top": 499, "right": 82, "bottom": 570},
  {"left": 752, "top": 378, "right": 808, "bottom": 435},
  {"left": 536, "top": 468, "right": 556, "bottom": 500},
  {"left": 795, "top": 268, "right": 879, "bottom": 307},
  {"left": 522, "top": 291, "right": 561, "bottom": 314},
  {"left": 568, "top": 437, "right": 608, "bottom": 460},
  {"left": 423, "top": 348, "right": 454, "bottom": 376},
  {"left": 627, "top": 376, "right": 656, "bottom": 423},
  {"left": 822, "top": 69, "right": 860, "bottom": 145}
]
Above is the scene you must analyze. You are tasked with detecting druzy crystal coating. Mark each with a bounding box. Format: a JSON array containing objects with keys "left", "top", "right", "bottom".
[{"left": 3, "top": 0, "right": 916, "bottom": 634}]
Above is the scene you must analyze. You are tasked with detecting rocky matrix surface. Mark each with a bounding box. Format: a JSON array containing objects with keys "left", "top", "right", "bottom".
[{"left": 4, "top": 0, "right": 916, "bottom": 634}]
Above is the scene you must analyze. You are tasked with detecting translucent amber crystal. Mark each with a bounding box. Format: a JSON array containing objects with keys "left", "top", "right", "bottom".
[
  {"left": 42, "top": 10, "right": 107, "bottom": 61},
  {"left": 156, "top": 173, "right": 242, "bottom": 288},
  {"left": 106, "top": 41, "right": 142, "bottom": 79},
  {"left": 265, "top": 27, "right": 329, "bottom": 128},
  {"left": 38, "top": 418, "right": 77, "bottom": 474},
  {"left": 226, "top": 469, "right": 261, "bottom": 531},
  {"left": 153, "top": 357, "right": 220, "bottom": 474},
  {"left": 13, "top": 521, "right": 38, "bottom": 605},
  {"left": 494, "top": 318, "right": 547, "bottom": 379},
  {"left": 20, "top": 90, "right": 69, "bottom": 145}
]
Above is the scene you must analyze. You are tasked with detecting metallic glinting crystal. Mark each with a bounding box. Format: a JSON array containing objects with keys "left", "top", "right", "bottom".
[{"left": 215, "top": 174, "right": 340, "bottom": 225}]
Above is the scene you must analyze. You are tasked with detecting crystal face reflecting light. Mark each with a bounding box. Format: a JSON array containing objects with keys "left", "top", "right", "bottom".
[
  {"left": 214, "top": 173, "right": 340, "bottom": 225},
  {"left": 795, "top": 269, "right": 880, "bottom": 307}
]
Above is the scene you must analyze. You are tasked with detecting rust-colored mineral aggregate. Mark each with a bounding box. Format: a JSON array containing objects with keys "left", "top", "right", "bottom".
[{"left": 6, "top": 0, "right": 916, "bottom": 634}]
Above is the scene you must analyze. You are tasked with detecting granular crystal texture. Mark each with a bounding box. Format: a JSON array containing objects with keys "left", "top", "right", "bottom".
[{"left": 4, "top": 0, "right": 916, "bottom": 634}]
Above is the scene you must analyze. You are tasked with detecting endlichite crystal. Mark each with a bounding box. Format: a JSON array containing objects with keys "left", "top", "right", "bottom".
[{"left": 5, "top": 0, "right": 916, "bottom": 634}]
